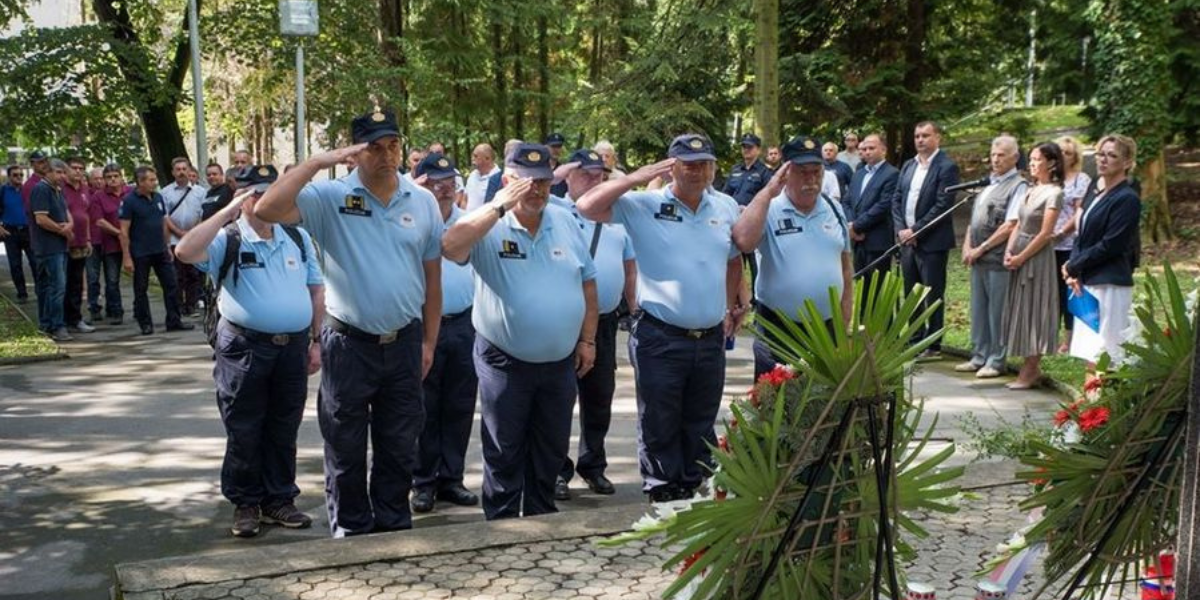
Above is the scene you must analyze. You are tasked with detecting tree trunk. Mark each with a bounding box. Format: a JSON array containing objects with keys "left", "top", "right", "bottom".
[
  {"left": 537, "top": 14, "right": 550, "bottom": 141},
  {"left": 753, "top": 0, "right": 779, "bottom": 146},
  {"left": 895, "top": 0, "right": 928, "bottom": 162},
  {"left": 511, "top": 32, "right": 525, "bottom": 141},
  {"left": 378, "top": 0, "right": 408, "bottom": 138},
  {"left": 491, "top": 19, "right": 508, "bottom": 143},
  {"left": 92, "top": 0, "right": 191, "bottom": 176},
  {"left": 1141, "top": 150, "right": 1174, "bottom": 242}
]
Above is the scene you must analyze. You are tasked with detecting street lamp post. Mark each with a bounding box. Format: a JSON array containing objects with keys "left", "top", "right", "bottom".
[
  {"left": 187, "top": 0, "right": 207, "bottom": 167},
  {"left": 280, "top": 0, "right": 319, "bottom": 163}
]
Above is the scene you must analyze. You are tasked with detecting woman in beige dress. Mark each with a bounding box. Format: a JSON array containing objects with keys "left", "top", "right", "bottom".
[{"left": 1001, "top": 142, "right": 1065, "bottom": 389}]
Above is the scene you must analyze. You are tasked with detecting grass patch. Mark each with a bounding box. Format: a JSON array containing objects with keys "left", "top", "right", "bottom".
[
  {"left": 0, "top": 296, "right": 60, "bottom": 362},
  {"left": 948, "top": 105, "right": 1090, "bottom": 146}
]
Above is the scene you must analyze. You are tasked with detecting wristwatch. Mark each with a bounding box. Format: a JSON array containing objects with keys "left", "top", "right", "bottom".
[{"left": 492, "top": 203, "right": 506, "bottom": 218}]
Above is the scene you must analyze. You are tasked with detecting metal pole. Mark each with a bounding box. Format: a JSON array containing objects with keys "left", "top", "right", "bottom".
[
  {"left": 1176, "top": 322, "right": 1200, "bottom": 598},
  {"left": 1025, "top": 8, "right": 1036, "bottom": 107},
  {"left": 187, "top": 0, "right": 207, "bottom": 167},
  {"left": 296, "top": 44, "right": 306, "bottom": 162}
]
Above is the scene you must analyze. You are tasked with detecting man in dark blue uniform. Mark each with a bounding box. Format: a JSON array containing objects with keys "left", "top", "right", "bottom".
[
  {"left": 443, "top": 143, "right": 599, "bottom": 520},
  {"left": 176, "top": 166, "right": 325, "bottom": 538},
  {"left": 118, "top": 165, "right": 193, "bottom": 335},
  {"left": 255, "top": 108, "right": 443, "bottom": 537},
  {"left": 722, "top": 133, "right": 772, "bottom": 207},
  {"left": 410, "top": 153, "right": 481, "bottom": 513},
  {"left": 578, "top": 134, "right": 745, "bottom": 502},
  {"left": 545, "top": 132, "right": 569, "bottom": 197}
]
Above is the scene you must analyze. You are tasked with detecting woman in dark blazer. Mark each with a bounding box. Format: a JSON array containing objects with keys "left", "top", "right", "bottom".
[{"left": 1061, "top": 134, "right": 1141, "bottom": 366}]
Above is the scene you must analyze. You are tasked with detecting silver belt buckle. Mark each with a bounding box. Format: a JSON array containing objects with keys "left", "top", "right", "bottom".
[
  {"left": 686, "top": 329, "right": 704, "bottom": 339},
  {"left": 271, "top": 334, "right": 290, "bottom": 346},
  {"left": 379, "top": 332, "right": 398, "bottom": 344}
]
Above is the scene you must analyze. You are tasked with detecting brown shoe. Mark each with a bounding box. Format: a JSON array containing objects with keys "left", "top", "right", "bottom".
[
  {"left": 231, "top": 505, "right": 261, "bottom": 538},
  {"left": 260, "top": 503, "right": 312, "bottom": 529}
]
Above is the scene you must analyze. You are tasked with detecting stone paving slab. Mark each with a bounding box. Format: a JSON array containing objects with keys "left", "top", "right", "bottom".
[{"left": 117, "top": 463, "right": 1057, "bottom": 600}]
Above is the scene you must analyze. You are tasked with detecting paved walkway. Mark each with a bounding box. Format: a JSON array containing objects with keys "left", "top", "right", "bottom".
[{"left": 0, "top": 246, "right": 1064, "bottom": 600}]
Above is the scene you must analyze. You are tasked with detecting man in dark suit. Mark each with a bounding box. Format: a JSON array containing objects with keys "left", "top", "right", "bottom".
[
  {"left": 844, "top": 133, "right": 899, "bottom": 289},
  {"left": 890, "top": 121, "right": 960, "bottom": 359}
]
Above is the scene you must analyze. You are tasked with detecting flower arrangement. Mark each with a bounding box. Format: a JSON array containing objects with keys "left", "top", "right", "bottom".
[
  {"left": 988, "top": 265, "right": 1198, "bottom": 599},
  {"left": 602, "top": 273, "right": 966, "bottom": 599}
]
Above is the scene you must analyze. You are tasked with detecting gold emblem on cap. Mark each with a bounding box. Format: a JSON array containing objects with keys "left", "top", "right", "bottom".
[
  {"left": 688, "top": 139, "right": 703, "bottom": 149},
  {"left": 527, "top": 151, "right": 542, "bottom": 162},
  {"left": 371, "top": 111, "right": 386, "bottom": 123},
  {"left": 588, "top": 152, "right": 599, "bottom": 160},
  {"left": 803, "top": 139, "right": 815, "bottom": 150},
  {"left": 437, "top": 158, "right": 449, "bottom": 168},
  {"left": 257, "top": 167, "right": 270, "bottom": 176}
]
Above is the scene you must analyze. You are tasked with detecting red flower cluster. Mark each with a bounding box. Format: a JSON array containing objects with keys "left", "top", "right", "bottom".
[
  {"left": 1054, "top": 398, "right": 1088, "bottom": 426},
  {"left": 1078, "top": 406, "right": 1110, "bottom": 432},
  {"left": 1083, "top": 374, "right": 1105, "bottom": 394},
  {"left": 680, "top": 548, "right": 708, "bottom": 575},
  {"left": 757, "top": 364, "right": 796, "bottom": 387}
]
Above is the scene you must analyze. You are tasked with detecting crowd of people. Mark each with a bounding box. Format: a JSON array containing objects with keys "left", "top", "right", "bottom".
[{"left": 0, "top": 109, "right": 1142, "bottom": 540}]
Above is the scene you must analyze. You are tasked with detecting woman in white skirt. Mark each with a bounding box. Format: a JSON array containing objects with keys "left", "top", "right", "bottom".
[{"left": 1061, "top": 134, "right": 1141, "bottom": 367}]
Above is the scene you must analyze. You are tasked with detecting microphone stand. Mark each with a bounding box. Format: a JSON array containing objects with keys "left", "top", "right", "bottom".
[{"left": 852, "top": 188, "right": 984, "bottom": 279}]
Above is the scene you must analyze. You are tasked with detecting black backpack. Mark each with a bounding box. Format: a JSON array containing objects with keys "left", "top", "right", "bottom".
[{"left": 203, "top": 223, "right": 308, "bottom": 348}]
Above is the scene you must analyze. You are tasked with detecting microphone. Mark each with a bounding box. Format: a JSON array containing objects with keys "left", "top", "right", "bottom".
[{"left": 944, "top": 177, "right": 992, "bottom": 193}]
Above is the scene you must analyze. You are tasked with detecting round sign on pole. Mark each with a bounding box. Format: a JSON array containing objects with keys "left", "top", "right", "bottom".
[{"left": 280, "top": 0, "right": 318, "bottom": 37}]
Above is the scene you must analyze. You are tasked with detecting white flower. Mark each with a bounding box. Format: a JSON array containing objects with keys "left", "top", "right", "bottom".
[{"left": 632, "top": 513, "right": 661, "bottom": 531}]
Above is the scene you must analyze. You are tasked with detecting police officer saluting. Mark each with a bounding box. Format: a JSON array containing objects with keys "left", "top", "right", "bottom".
[
  {"left": 255, "top": 108, "right": 443, "bottom": 537},
  {"left": 442, "top": 143, "right": 598, "bottom": 520},
  {"left": 175, "top": 166, "right": 325, "bottom": 538},
  {"left": 732, "top": 135, "right": 853, "bottom": 379},
  {"left": 409, "top": 153, "right": 480, "bottom": 513},
  {"left": 577, "top": 134, "right": 745, "bottom": 503},
  {"left": 550, "top": 149, "right": 637, "bottom": 500}
]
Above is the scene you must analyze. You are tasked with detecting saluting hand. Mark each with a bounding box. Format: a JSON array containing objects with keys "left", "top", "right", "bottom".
[
  {"left": 553, "top": 161, "right": 581, "bottom": 183},
  {"left": 764, "top": 162, "right": 791, "bottom": 197},
  {"left": 493, "top": 176, "right": 533, "bottom": 210},
  {"left": 629, "top": 158, "right": 676, "bottom": 187},
  {"left": 309, "top": 143, "right": 369, "bottom": 170}
]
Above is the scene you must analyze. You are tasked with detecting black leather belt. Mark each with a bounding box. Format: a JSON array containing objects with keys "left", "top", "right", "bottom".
[
  {"left": 2, "top": 225, "right": 27, "bottom": 231},
  {"left": 225, "top": 321, "right": 309, "bottom": 346},
  {"left": 640, "top": 312, "right": 721, "bottom": 339},
  {"left": 442, "top": 308, "right": 471, "bottom": 322},
  {"left": 326, "top": 315, "right": 413, "bottom": 344}
]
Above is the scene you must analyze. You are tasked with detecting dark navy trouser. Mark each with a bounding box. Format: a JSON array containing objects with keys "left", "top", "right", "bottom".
[
  {"left": 414, "top": 310, "right": 478, "bottom": 492},
  {"left": 561, "top": 311, "right": 618, "bottom": 482},
  {"left": 132, "top": 251, "right": 183, "bottom": 328},
  {"left": 318, "top": 320, "right": 424, "bottom": 537},
  {"left": 475, "top": 335, "right": 575, "bottom": 520},
  {"left": 3, "top": 225, "right": 36, "bottom": 299},
  {"left": 628, "top": 313, "right": 725, "bottom": 493},
  {"left": 87, "top": 247, "right": 123, "bottom": 317},
  {"left": 214, "top": 320, "right": 309, "bottom": 508}
]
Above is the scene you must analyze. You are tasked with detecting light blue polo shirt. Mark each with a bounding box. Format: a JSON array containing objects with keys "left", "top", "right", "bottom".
[
  {"left": 470, "top": 203, "right": 597, "bottom": 363},
  {"left": 551, "top": 195, "right": 635, "bottom": 314},
  {"left": 610, "top": 186, "right": 740, "bottom": 329},
  {"left": 755, "top": 192, "right": 851, "bottom": 321},
  {"left": 441, "top": 205, "right": 475, "bottom": 316},
  {"left": 296, "top": 170, "right": 443, "bottom": 334},
  {"left": 197, "top": 219, "right": 323, "bottom": 333}
]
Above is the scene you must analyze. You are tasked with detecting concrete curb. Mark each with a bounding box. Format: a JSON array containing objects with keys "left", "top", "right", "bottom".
[
  {"left": 940, "top": 344, "right": 1077, "bottom": 399},
  {"left": 115, "top": 502, "right": 650, "bottom": 595}
]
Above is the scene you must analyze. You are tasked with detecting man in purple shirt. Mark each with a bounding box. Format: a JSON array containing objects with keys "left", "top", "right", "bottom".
[
  {"left": 87, "top": 163, "right": 129, "bottom": 324},
  {"left": 63, "top": 158, "right": 96, "bottom": 334}
]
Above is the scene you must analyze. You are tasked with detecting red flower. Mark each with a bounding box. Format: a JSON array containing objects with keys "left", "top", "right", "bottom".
[
  {"left": 730, "top": 416, "right": 739, "bottom": 430},
  {"left": 715, "top": 487, "right": 727, "bottom": 502},
  {"left": 1164, "top": 327, "right": 1173, "bottom": 338},
  {"left": 717, "top": 435, "right": 729, "bottom": 452},
  {"left": 756, "top": 364, "right": 796, "bottom": 387},
  {"left": 1084, "top": 375, "right": 1104, "bottom": 394},
  {"left": 680, "top": 548, "right": 707, "bottom": 574},
  {"left": 1078, "top": 407, "right": 1111, "bottom": 432},
  {"left": 1031, "top": 467, "right": 1049, "bottom": 487},
  {"left": 747, "top": 387, "right": 760, "bottom": 408},
  {"left": 1053, "top": 410, "right": 1071, "bottom": 427}
]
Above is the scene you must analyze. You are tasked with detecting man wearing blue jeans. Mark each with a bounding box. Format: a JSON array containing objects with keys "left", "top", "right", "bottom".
[{"left": 29, "top": 159, "right": 73, "bottom": 341}]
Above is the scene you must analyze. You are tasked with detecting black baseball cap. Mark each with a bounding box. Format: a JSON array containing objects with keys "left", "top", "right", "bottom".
[
  {"left": 741, "top": 133, "right": 762, "bottom": 147},
  {"left": 566, "top": 149, "right": 609, "bottom": 172},
  {"left": 544, "top": 132, "right": 566, "bottom": 147},
  {"left": 28, "top": 150, "right": 47, "bottom": 162},
  {"left": 781, "top": 135, "right": 823, "bottom": 166},
  {"left": 414, "top": 153, "right": 459, "bottom": 180},
  {"left": 667, "top": 134, "right": 716, "bottom": 162},
  {"left": 505, "top": 143, "right": 554, "bottom": 181},
  {"left": 351, "top": 109, "right": 401, "bottom": 144},
  {"left": 236, "top": 165, "right": 278, "bottom": 193}
]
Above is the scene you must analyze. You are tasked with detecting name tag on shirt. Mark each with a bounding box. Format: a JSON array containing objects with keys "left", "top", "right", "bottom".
[
  {"left": 774, "top": 218, "right": 803, "bottom": 236},
  {"left": 338, "top": 194, "right": 372, "bottom": 217},
  {"left": 239, "top": 251, "right": 264, "bottom": 269},
  {"left": 653, "top": 203, "right": 683, "bottom": 222},
  {"left": 498, "top": 239, "right": 527, "bottom": 260}
]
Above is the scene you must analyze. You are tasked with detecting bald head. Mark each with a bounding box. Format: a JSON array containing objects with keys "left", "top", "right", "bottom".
[{"left": 472, "top": 144, "right": 496, "bottom": 172}]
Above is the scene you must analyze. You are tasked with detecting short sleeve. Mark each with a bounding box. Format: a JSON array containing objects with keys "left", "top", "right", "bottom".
[
  {"left": 195, "top": 228, "right": 229, "bottom": 276},
  {"left": 621, "top": 230, "right": 635, "bottom": 260},
  {"left": 1048, "top": 187, "right": 1065, "bottom": 212},
  {"left": 301, "top": 229, "right": 324, "bottom": 285},
  {"left": 117, "top": 197, "right": 131, "bottom": 220},
  {"left": 295, "top": 181, "right": 330, "bottom": 241},
  {"left": 1005, "top": 183, "right": 1027, "bottom": 221},
  {"left": 423, "top": 211, "right": 444, "bottom": 262},
  {"left": 30, "top": 186, "right": 49, "bottom": 214}
]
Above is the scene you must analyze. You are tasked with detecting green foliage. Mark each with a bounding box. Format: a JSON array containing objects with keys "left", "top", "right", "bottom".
[
  {"left": 604, "top": 273, "right": 964, "bottom": 599},
  {"left": 957, "top": 409, "right": 1057, "bottom": 461},
  {"left": 1015, "top": 264, "right": 1197, "bottom": 599}
]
